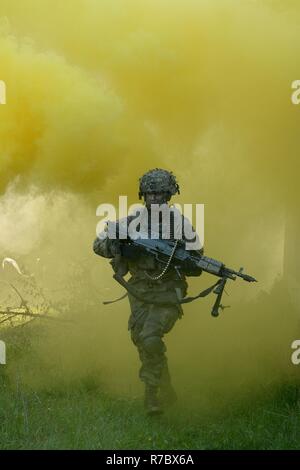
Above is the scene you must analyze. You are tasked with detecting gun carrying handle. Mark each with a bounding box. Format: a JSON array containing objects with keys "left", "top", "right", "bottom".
[{"left": 211, "top": 277, "right": 227, "bottom": 317}]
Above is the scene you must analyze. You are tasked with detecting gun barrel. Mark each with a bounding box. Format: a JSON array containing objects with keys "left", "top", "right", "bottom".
[
  {"left": 222, "top": 266, "right": 257, "bottom": 282},
  {"left": 239, "top": 273, "right": 257, "bottom": 282}
]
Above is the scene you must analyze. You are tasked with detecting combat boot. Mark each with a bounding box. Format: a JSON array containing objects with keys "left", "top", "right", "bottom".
[
  {"left": 144, "top": 385, "right": 163, "bottom": 416},
  {"left": 159, "top": 365, "right": 178, "bottom": 407}
]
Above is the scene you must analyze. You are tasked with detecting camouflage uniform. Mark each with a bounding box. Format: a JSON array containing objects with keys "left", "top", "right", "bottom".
[
  {"left": 93, "top": 169, "right": 202, "bottom": 413},
  {"left": 93, "top": 214, "right": 188, "bottom": 389}
]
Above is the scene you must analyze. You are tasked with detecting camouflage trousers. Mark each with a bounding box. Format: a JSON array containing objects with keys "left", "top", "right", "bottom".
[{"left": 128, "top": 294, "right": 182, "bottom": 388}]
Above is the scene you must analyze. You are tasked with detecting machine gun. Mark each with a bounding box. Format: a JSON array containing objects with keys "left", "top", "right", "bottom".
[{"left": 117, "top": 237, "right": 257, "bottom": 317}]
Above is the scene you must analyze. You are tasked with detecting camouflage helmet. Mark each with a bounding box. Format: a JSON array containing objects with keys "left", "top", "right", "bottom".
[{"left": 138, "top": 168, "right": 180, "bottom": 199}]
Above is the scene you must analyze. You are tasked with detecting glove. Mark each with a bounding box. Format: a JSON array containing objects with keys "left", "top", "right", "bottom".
[{"left": 110, "top": 239, "right": 121, "bottom": 256}]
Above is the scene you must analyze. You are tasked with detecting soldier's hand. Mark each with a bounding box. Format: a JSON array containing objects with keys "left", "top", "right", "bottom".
[{"left": 110, "top": 239, "right": 121, "bottom": 256}]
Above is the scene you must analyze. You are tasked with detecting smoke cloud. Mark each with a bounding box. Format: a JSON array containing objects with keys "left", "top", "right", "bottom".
[{"left": 0, "top": 0, "right": 299, "bottom": 408}]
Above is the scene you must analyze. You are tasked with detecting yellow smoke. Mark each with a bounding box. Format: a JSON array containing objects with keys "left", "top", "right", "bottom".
[{"left": 0, "top": 0, "right": 299, "bottom": 407}]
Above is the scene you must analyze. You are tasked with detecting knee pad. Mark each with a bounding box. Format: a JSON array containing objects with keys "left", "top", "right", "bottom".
[{"left": 142, "top": 335, "right": 166, "bottom": 355}]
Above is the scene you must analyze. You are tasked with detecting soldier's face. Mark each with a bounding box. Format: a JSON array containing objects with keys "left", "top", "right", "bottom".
[{"left": 144, "top": 192, "right": 169, "bottom": 209}]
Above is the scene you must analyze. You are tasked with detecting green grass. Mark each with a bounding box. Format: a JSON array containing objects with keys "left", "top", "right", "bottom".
[
  {"left": 1, "top": 371, "right": 300, "bottom": 450},
  {"left": 1, "top": 278, "right": 299, "bottom": 449}
]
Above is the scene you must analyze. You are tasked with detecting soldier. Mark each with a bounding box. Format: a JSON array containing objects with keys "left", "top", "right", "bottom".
[{"left": 93, "top": 169, "right": 203, "bottom": 415}]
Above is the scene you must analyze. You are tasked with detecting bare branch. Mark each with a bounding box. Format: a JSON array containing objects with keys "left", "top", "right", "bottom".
[
  {"left": 0, "top": 309, "right": 72, "bottom": 323},
  {"left": 0, "top": 314, "right": 18, "bottom": 325}
]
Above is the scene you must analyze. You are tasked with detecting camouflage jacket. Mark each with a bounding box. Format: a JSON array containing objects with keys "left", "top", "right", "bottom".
[{"left": 93, "top": 206, "right": 203, "bottom": 297}]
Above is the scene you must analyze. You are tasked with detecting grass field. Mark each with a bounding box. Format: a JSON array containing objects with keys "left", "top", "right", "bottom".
[
  {"left": 1, "top": 282, "right": 299, "bottom": 451},
  {"left": 0, "top": 370, "right": 300, "bottom": 450}
]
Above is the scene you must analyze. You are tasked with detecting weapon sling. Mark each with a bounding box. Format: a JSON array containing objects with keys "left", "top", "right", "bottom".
[{"left": 104, "top": 273, "right": 227, "bottom": 317}]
